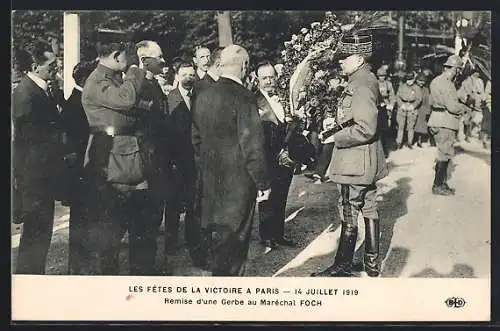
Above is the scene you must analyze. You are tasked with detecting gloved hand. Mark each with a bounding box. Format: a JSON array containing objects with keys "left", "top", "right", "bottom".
[{"left": 323, "top": 117, "right": 335, "bottom": 131}]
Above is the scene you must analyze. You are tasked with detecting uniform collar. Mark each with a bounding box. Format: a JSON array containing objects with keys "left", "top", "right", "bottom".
[
  {"left": 348, "top": 63, "right": 369, "bottom": 83},
  {"left": 96, "top": 63, "right": 120, "bottom": 77},
  {"left": 27, "top": 72, "right": 48, "bottom": 92}
]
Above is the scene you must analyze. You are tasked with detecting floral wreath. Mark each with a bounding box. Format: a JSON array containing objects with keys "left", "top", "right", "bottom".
[{"left": 276, "top": 11, "right": 386, "bottom": 131}]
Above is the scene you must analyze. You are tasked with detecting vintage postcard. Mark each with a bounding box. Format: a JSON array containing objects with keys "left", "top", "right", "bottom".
[{"left": 11, "top": 9, "right": 491, "bottom": 322}]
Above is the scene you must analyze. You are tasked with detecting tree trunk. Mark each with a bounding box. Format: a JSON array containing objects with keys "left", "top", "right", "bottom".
[{"left": 216, "top": 11, "right": 233, "bottom": 47}]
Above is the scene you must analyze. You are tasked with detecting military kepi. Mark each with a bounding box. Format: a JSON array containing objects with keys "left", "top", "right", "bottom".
[
  {"left": 96, "top": 28, "right": 130, "bottom": 47},
  {"left": 338, "top": 33, "right": 373, "bottom": 58}
]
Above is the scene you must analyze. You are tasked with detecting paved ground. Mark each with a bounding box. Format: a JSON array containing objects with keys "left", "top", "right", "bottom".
[{"left": 11, "top": 139, "right": 491, "bottom": 278}]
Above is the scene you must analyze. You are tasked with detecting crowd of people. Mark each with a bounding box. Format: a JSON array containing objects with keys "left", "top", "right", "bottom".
[{"left": 12, "top": 26, "right": 491, "bottom": 278}]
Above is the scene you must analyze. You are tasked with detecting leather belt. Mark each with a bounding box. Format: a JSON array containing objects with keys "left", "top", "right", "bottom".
[
  {"left": 319, "top": 118, "right": 355, "bottom": 141},
  {"left": 431, "top": 106, "right": 446, "bottom": 112},
  {"left": 89, "top": 126, "right": 138, "bottom": 137}
]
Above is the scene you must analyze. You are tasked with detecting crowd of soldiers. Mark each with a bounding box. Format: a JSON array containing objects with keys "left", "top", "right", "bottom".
[{"left": 12, "top": 27, "right": 491, "bottom": 277}]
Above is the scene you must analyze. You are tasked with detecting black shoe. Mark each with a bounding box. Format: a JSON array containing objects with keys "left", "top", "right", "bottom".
[
  {"left": 311, "top": 223, "right": 358, "bottom": 277},
  {"left": 441, "top": 183, "right": 455, "bottom": 195},
  {"left": 416, "top": 140, "right": 423, "bottom": 148},
  {"left": 275, "top": 237, "right": 297, "bottom": 247},
  {"left": 260, "top": 239, "right": 279, "bottom": 249},
  {"left": 407, "top": 144, "right": 413, "bottom": 149},
  {"left": 432, "top": 184, "right": 454, "bottom": 196}
]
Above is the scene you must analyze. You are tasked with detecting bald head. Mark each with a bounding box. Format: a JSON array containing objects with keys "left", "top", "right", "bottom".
[{"left": 220, "top": 44, "right": 250, "bottom": 80}]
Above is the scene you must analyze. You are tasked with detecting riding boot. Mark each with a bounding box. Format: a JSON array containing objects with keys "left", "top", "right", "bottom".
[
  {"left": 311, "top": 223, "right": 358, "bottom": 277},
  {"left": 363, "top": 218, "right": 380, "bottom": 277},
  {"left": 416, "top": 135, "right": 423, "bottom": 148},
  {"left": 441, "top": 160, "right": 455, "bottom": 194},
  {"left": 432, "top": 162, "right": 453, "bottom": 196}
]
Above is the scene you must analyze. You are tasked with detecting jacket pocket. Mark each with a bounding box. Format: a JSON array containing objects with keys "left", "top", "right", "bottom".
[
  {"left": 331, "top": 145, "right": 366, "bottom": 176},
  {"left": 107, "top": 136, "right": 145, "bottom": 185}
]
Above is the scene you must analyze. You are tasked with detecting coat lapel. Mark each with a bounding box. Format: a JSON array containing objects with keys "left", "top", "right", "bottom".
[
  {"left": 168, "top": 87, "right": 188, "bottom": 115},
  {"left": 255, "top": 90, "right": 279, "bottom": 126}
]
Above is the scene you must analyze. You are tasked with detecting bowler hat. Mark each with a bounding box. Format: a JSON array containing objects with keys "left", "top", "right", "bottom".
[{"left": 338, "top": 33, "right": 373, "bottom": 58}]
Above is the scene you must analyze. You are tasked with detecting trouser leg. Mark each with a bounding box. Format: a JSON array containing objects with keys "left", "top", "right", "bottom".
[
  {"left": 16, "top": 198, "right": 55, "bottom": 274},
  {"left": 127, "top": 190, "right": 158, "bottom": 275},
  {"left": 396, "top": 111, "right": 406, "bottom": 146}
]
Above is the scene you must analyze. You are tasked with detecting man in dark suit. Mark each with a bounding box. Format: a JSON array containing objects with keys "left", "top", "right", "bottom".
[
  {"left": 60, "top": 59, "right": 98, "bottom": 274},
  {"left": 254, "top": 61, "right": 297, "bottom": 252},
  {"left": 192, "top": 45, "right": 271, "bottom": 276},
  {"left": 12, "top": 41, "right": 65, "bottom": 274},
  {"left": 165, "top": 60, "right": 197, "bottom": 254},
  {"left": 193, "top": 46, "right": 211, "bottom": 81},
  {"left": 135, "top": 40, "right": 171, "bottom": 273}
]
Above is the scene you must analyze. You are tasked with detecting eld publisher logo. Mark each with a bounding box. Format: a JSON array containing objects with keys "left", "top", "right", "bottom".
[{"left": 445, "top": 297, "right": 466, "bottom": 308}]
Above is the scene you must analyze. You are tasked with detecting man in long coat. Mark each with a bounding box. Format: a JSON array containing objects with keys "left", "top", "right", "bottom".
[
  {"left": 312, "top": 34, "right": 388, "bottom": 278},
  {"left": 191, "top": 45, "right": 271, "bottom": 276}
]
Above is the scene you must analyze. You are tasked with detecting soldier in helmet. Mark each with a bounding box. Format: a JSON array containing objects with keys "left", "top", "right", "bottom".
[
  {"left": 312, "top": 34, "right": 388, "bottom": 278},
  {"left": 427, "top": 54, "right": 465, "bottom": 196},
  {"left": 395, "top": 71, "right": 423, "bottom": 149},
  {"left": 376, "top": 66, "right": 396, "bottom": 157}
]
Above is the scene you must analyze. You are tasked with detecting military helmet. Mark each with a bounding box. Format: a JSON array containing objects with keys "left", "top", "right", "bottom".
[
  {"left": 443, "top": 54, "right": 464, "bottom": 68},
  {"left": 405, "top": 71, "right": 416, "bottom": 81},
  {"left": 376, "top": 67, "right": 387, "bottom": 76}
]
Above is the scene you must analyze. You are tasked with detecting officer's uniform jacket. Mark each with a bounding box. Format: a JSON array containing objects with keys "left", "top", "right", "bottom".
[
  {"left": 81, "top": 63, "right": 148, "bottom": 190},
  {"left": 396, "top": 83, "right": 422, "bottom": 111},
  {"left": 378, "top": 80, "right": 396, "bottom": 108},
  {"left": 427, "top": 73, "right": 464, "bottom": 131},
  {"left": 327, "top": 64, "right": 388, "bottom": 185}
]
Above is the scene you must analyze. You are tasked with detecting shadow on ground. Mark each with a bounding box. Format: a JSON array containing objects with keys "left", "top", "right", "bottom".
[
  {"left": 455, "top": 145, "right": 491, "bottom": 166},
  {"left": 410, "top": 264, "right": 476, "bottom": 278}
]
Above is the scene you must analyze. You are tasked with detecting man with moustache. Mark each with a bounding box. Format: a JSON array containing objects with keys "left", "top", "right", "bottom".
[
  {"left": 311, "top": 34, "right": 388, "bottom": 278},
  {"left": 12, "top": 40, "right": 65, "bottom": 274},
  {"left": 194, "top": 48, "right": 222, "bottom": 94},
  {"left": 192, "top": 45, "right": 271, "bottom": 276},
  {"left": 81, "top": 29, "right": 156, "bottom": 275},
  {"left": 254, "top": 61, "right": 297, "bottom": 251},
  {"left": 134, "top": 40, "right": 171, "bottom": 267},
  {"left": 165, "top": 60, "right": 197, "bottom": 255},
  {"left": 193, "top": 46, "right": 211, "bottom": 80}
]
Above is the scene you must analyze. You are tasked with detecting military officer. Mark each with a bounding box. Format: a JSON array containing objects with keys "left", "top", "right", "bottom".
[
  {"left": 376, "top": 66, "right": 396, "bottom": 157},
  {"left": 427, "top": 54, "right": 464, "bottom": 196},
  {"left": 312, "top": 34, "right": 388, "bottom": 278},
  {"left": 81, "top": 29, "right": 158, "bottom": 275},
  {"left": 395, "top": 72, "right": 423, "bottom": 149}
]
